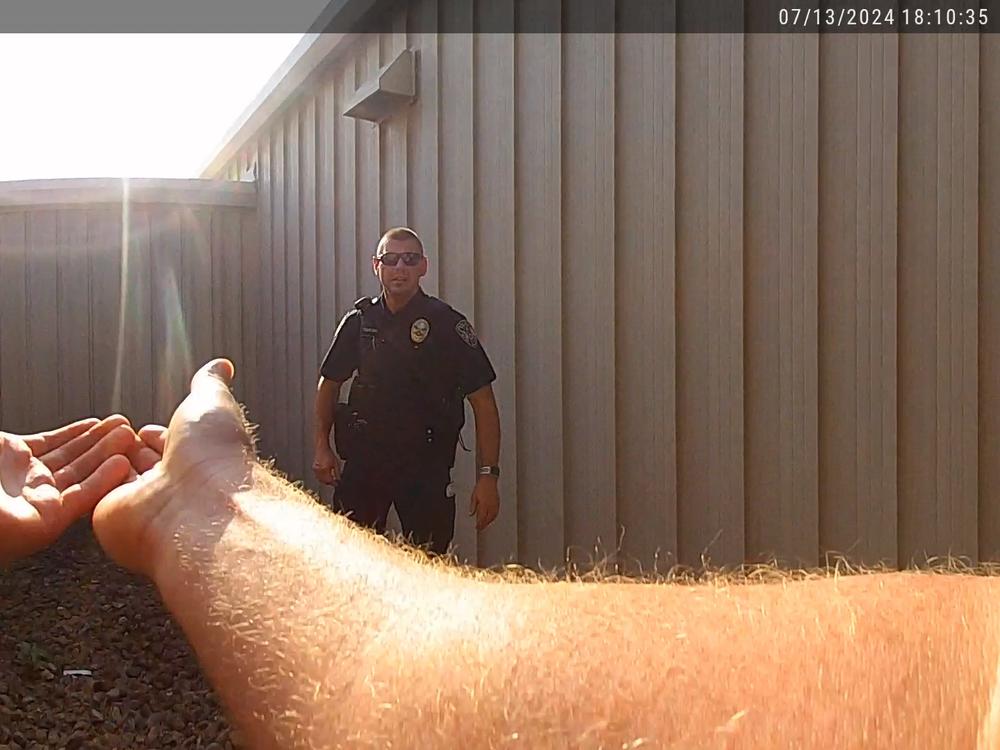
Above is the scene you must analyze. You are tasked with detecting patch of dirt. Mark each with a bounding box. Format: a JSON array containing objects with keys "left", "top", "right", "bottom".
[{"left": 0, "top": 523, "right": 241, "bottom": 749}]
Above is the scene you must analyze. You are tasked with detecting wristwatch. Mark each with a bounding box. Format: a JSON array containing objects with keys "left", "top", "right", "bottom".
[{"left": 478, "top": 465, "right": 500, "bottom": 478}]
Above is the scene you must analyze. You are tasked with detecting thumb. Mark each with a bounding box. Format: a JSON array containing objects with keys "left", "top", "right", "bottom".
[
  {"left": 167, "top": 358, "right": 252, "bottom": 462},
  {"left": 469, "top": 491, "right": 478, "bottom": 516},
  {"left": 190, "top": 358, "right": 235, "bottom": 396},
  {"left": 173, "top": 358, "right": 240, "bottom": 431}
]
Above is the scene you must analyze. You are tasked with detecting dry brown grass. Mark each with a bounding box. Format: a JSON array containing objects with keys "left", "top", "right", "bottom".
[{"left": 438, "top": 549, "right": 1000, "bottom": 587}]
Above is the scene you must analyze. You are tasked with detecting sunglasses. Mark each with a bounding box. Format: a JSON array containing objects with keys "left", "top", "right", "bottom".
[{"left": 376, "top": 251, "right": 423, "bottom": 267}]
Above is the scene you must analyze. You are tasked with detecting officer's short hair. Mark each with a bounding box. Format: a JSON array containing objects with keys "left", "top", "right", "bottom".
[{"left": 377, "top": 227, "right": 424, "bottom": 257}]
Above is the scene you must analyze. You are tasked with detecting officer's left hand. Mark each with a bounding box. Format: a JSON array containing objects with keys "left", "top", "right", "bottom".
[{"left": 469, "top": 477, "right": 499, "bottom": 531}]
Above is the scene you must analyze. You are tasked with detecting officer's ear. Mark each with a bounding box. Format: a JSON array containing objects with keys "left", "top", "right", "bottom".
[{"left": 371, "top": 255, "right": 380, "bottom": 276}]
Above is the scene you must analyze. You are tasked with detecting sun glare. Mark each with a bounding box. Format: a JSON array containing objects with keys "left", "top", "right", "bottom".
[{"left": 0, "top": 34, "right": 302, "bottom": 182}]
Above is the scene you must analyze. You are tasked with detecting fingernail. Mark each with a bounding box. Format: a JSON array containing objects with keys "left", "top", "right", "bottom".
[{"left": 208, "top": 358, "right": 235, "bottom": 381}]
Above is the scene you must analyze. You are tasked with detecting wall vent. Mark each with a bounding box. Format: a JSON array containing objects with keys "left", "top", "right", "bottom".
[{"left": 343, "top": 48, "right": 416, "bottom": 123}]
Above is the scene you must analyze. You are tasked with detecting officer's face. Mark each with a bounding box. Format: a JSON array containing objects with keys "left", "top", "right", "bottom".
[{"left": 373, "top": 237, "right": 427, "bottom": 298}]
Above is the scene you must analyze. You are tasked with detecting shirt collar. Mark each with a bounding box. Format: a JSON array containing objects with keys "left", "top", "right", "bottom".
[{"left": 379, "top": 288, "right": 425, "bottom": 318}]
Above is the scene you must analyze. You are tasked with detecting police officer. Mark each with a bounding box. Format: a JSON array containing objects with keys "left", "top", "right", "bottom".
[{"left": 312, "top": 227, "right": 501, "bottom": 553}]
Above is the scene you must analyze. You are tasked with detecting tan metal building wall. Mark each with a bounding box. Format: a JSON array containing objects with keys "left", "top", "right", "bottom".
[
  {"left": 0, "top": 179, "right": 257, "bottom": 434},
  {"left": 205, "top": 16, "right": 1000, "bottom": 571}
]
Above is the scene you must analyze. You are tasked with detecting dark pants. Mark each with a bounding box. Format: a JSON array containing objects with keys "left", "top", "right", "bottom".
[{"left": 333, "top": 459, "right": 456, "bottom": 554}]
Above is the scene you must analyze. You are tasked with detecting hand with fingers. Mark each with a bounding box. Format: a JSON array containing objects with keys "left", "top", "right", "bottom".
[
  {"left": 93, "top": 359, "right": 254, "bottom": 577},
  {"left": 469, "top": 477, "right": 500, "bottom": 532},
  {"left": 0, "top": 416, "right": 137, "bottom": 564},
  {"left": 312, "top": 443, "right": 341, "bottom": 486}
]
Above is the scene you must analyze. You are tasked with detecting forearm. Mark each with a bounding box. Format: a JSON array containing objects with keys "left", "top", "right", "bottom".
[
  {"left": 151, "top": 467, "right": 504, "bottom": 748},
  {"left": 504, "top": 574, "right": 1000, "bottom": 747},
  {"left": 469, "top": 390, "right": 500, "bottom": 467},
  {"left": 313, "top": 379, "right": 339, "bottom": 451},
  {"left": 475, "top": 420, "right": 499, "bottom": 467},
  {"left": 150, "top": 467, "right": 1000, "bottom": 748}
]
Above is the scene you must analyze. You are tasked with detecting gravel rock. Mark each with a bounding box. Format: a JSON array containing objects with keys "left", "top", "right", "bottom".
[{"left": 0, "top": 524, "right": 234, "bottom": 748}]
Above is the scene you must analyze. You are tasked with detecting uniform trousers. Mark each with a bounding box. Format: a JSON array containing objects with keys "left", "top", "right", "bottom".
[{"left": 333, "top": 456, "right": 456, "bottom": 554}]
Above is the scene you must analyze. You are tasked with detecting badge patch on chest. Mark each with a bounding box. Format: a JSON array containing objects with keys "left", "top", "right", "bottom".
[
  {"left": 410, "top": 318, "right": 430, "bottom": 344},
  {"left": 455, "top": 319, "right": 479, "bottom": 348}
]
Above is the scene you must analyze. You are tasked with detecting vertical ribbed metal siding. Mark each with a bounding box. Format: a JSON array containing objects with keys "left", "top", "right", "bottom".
[
  {"left": 819, "top": 35, "right": 900, "bottom": 565},
  {"left": 0, "top": 196, "right": 256, "bottom": 434},
  {"left": 981, "top": 34, "right": 1000, "bottom": 560},
  {"left": 221, "top": 14, "right": 1000, "bottom": 570}
]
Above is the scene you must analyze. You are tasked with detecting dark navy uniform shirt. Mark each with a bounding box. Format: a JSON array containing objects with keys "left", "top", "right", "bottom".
[{"left": 320, "top": 289, "right": 496, "bottom": 456}]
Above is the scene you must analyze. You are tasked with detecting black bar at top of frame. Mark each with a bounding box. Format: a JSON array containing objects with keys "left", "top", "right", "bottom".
[{"left": 3, "top": 0, "right": 996, "bottom": 33}]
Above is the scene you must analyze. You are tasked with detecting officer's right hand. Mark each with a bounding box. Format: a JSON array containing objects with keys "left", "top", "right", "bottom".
[{"left": 313, "top": 444, "right": 341, "bottom": 486}]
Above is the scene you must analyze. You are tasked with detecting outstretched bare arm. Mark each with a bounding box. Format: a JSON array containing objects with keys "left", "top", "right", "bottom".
[{"left": 94, "top": 360, "right": 1000, "bottom": 749}]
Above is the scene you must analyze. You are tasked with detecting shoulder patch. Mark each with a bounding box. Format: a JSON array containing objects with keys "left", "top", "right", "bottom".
[{"left": 455, "top": 319, "right": 479, "bottom": 348}]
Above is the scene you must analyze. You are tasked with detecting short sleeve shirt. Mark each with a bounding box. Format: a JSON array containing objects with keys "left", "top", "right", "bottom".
[{"left": 319, "top": 290, "right": 496, "bottom": 399}]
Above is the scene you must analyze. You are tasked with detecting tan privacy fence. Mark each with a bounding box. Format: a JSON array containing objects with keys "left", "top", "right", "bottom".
[{"left": 0, "top": 179, "right": 257, "bottom": 434}]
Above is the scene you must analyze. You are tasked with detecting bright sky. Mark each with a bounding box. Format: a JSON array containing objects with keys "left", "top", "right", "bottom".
[{"left": 0, "top": 34, "right": 302, "bottom": 182}]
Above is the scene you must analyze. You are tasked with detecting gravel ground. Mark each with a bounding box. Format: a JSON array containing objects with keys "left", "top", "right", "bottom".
[{"left": 0, "top": 523, "right": 241, "bottom": 750}]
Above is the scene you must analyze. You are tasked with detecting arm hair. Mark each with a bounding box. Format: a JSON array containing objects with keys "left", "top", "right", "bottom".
[{"left": 154, "top": 467, "right": 1000, "bottom": 749}]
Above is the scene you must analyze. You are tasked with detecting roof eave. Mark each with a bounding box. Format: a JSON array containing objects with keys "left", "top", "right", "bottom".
[{"left": 199, "top": 0, "right": 377, "bottom": 179}]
